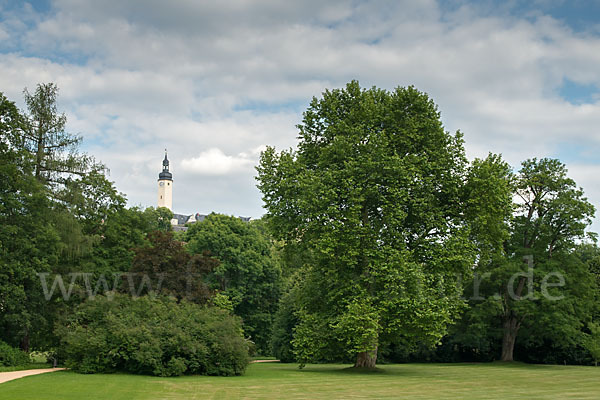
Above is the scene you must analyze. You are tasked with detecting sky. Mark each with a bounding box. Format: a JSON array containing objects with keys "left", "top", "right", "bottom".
[{"left": 1, "top": 0, "right": 599, "bottom": 233}]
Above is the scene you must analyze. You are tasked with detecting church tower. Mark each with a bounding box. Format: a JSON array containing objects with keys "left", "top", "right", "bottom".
[{"left": 157, "top": 150, "right": 173, "bottom": 211}]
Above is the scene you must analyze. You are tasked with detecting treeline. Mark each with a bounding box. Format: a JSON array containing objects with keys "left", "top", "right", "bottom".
[{"left": 0, "top": 84, "right": 282, "bottom": 375}]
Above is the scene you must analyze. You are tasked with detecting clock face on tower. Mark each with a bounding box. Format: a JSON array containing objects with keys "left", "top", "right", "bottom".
[{"left": 159, "top": 181, "right": 164, "bottom": 187}]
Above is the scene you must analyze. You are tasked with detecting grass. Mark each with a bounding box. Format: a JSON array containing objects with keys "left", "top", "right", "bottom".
[{"left": 1, "top": 362, "right": 600, "bottom": 399}]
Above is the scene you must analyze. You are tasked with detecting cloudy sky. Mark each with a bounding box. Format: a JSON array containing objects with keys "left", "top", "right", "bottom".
[{"left": 1, "top": 0, "right": 599, "bottom": 232}]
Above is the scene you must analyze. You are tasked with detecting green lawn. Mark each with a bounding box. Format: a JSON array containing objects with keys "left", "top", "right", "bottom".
[{"left": 1, "top": 362, "right": 599, "bottom": 399}]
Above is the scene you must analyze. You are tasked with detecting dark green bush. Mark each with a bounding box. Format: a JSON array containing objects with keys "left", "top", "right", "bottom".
[
  {"left": 56, "top": 294, "right": 250, "bottom": 376},
  {"left": 0, "top": 340, "right": 30, "bottom": 366}
]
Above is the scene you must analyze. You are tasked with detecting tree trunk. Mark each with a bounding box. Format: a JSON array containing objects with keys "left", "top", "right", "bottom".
[
  {"left": 354, "top": 347, "right": 378, "bottom": 368},
  {"left": 501, "top": 315, "right": 519, "bottom": 361},
  {"left": 35, "top": 123, "right": 45, "bottom": 180},
  {"left": 20, "top": 331, "right": 30, "bottom": 353}
]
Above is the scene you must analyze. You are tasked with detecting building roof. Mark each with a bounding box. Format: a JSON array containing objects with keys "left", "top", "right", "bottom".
[
  {"left": 171, "top": 213, "right": 251, "bottom": 226},
  {"left": 172, "top": 213, "right": 196, "bottom": 225}
]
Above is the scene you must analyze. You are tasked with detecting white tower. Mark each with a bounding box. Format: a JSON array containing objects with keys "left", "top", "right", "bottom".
[{"left": 157, "top": 150, "right": 173, "bottom": 211}]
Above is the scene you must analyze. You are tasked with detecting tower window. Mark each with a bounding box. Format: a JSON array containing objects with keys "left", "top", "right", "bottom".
[{"left": 160, "top": 196, "right": 162, "bottom": 199}]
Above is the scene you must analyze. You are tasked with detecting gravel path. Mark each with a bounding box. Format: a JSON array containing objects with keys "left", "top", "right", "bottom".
[{"left": 0, "top": 368, "right": 66, "bottom": 384}]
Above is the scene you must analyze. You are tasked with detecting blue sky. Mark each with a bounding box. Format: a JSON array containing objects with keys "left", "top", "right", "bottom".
[{"left": 1, "top": 0, "right": 599, "bottom": 233}]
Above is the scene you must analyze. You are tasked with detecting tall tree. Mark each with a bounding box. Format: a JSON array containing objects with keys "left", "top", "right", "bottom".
[
  {"left": 1, "top": 86, "right": 129, "bottom": 352},
  {"left": 499, "top": 158, "right": 595, "bottom": 361},
  {"left": 257, "top": 81, "right": 474, "bottom": 368},
  {"left": 0, "top": 91, "right": 61, "bottom": 351},
  {"left": 454, "top": 158, "right": 597, "bottom": 363},
  {"left": 22, "top": 83, "right": 97, "bottom": 187}
]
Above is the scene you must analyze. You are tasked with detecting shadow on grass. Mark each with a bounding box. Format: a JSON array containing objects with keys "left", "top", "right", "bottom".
[
  {"left": 291, "top": 364, "right": 422, "bottom": 377},
  {"left": 285, "top": 361, "right": 562, "bottom": 377},
  {"left": 339, "top": 366, "right": 386, "bottom": 374}
]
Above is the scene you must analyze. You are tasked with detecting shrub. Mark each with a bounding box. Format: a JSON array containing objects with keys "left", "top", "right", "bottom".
[
  {"left": 56, "top": 294, "right": 250, "bottom": 376},
  {"left": 0, "top": 341, "right": 30, "bottom": 366}
]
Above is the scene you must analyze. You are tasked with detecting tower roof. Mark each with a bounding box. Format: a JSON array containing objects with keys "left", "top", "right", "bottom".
[{"left": 159, "top": 150, "right": 173, "bottom": 180}]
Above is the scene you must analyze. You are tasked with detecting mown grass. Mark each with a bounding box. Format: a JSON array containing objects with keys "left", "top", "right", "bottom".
[{"left": 1, "top": 362, "right": 599, "bottom": 399}]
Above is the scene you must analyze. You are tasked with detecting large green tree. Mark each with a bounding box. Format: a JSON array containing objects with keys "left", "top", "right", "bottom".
[
  {"left": 455, "top": 158, "right": 597, "bottom": 363},
  {"left": 0, "top": 91, "right": 62, "bottom": 351},
  {"left": 256, "top": 81, "right": 475, "bottom": 368},
  {"left": 1, "top": 85, "right": 129, "bottom": 352},
  {"left": 500, "top": 158, "right": 595, "bottom": 361}
]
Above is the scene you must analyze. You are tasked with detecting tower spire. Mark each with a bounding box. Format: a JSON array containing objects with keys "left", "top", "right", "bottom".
[
  {"left": 159, "top": 150, "right": 172, "bottom": 180},
  {"left": 162, "top": 149, "right": 170, "bottom": 170},
  {"left": 158, "top": 150, "right": 173, "bottom": 210}
]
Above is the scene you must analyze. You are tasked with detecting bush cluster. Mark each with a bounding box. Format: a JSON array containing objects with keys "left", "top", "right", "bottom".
[
  {"left": 0, "top": 340, "right": 30, "bottom": 366},
  {"left": 56, "top": 294, "right": 250, "bottom": 376}
]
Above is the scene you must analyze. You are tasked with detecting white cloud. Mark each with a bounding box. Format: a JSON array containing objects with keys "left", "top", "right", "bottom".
[{"left": 180, "top": 148, "right": 256, "bottom": 176}]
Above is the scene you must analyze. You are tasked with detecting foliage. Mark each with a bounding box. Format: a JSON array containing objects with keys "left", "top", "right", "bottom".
[
  {"left": 185, "top": 214, "right": 283, "bottom": 355},
  {"left": 59, "top": 170, "right": 127, "bottom": 235},
  {"left": 257, "top": 81, "right": 475, "bottom": 367},
  {"left": 585, "top": 322, "right": 600, "bottom": 366},
  {"left": 463, "top": 153, "right": 514, "bottom": 263},
  {"left": 141, "top": 206, "right": 174, "bottom": 232},
  {"left": 0, "top": 340, "right": 31, "bottom": 366},
  {"left": 0, "top": 90, "right": 26, "bottom": 149},
  {"left": 576, "top": 243, "right": 600, "bottom": 294},
  {"left": 56, "top": 294, "right": 250, "bottom": 376},
  {"left": 87, "top": 206, "right": 175, "bottom": 277},
  {"left": 270, "top": 296, "right": 298, "bottom": 363},
  {"left": 211, "top": 292, "right": 235, "bottom": 312},
  {"left": 512, "top": 158, "right": 594, "bottom": 257},
  {"left": 129, "top": 231, "right": 218, "bottom": 303}
]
